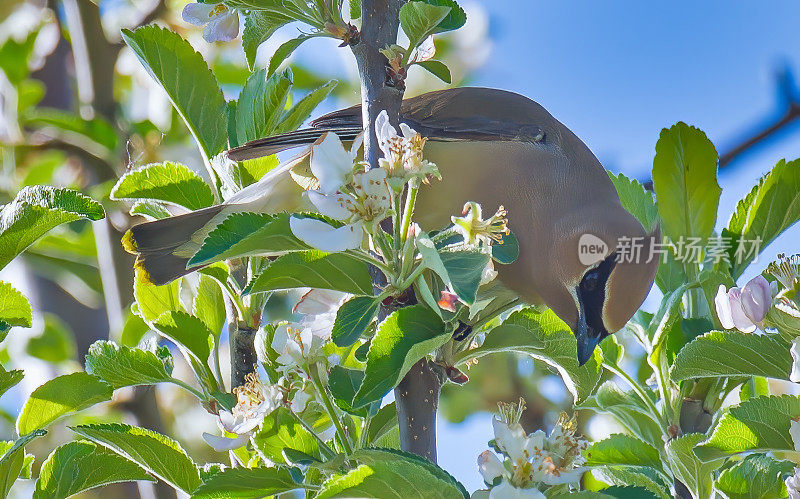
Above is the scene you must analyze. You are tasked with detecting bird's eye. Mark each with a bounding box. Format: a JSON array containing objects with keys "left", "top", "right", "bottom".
[{"left": 583, "top": 270, "right": 599, "bottom": 291}]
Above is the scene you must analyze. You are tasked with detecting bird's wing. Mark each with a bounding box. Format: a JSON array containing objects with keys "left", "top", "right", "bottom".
[
  {"left": 228, "top": 88, "right": 550, "bottom": 161},
  {"left": 312, "top": 87, "right": 548, "bottom": 142}
]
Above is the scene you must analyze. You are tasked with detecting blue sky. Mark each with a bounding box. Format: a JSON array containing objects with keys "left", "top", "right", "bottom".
[{"left": 434, "top": 1, "right": 800, "bottom": 490}]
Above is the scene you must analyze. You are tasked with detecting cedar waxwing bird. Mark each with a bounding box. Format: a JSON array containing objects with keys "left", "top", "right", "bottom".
[{"left": 125, "top": 87, "right": 659, "bottom": 365}]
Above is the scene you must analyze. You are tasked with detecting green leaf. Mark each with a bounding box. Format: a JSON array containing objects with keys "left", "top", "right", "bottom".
[
  {"left": 111, "top": 162, "right": 215, "bottom": 211},
  {"left": 665, "top": 433, "right": 722, "bottom": 499},
  {"left": 252, "top": 407, "right": 324, "bottom": 465},
  {"left": 0, "top": 430, "right": 46, "bottom": 498},
  {"left": 576, "top": 381, "right": 663, "bottom": 450},
  {"left": 414, "top": 60, "right": 451, "bottom": 83},
  {"left": 695, "top": 394, "right": 800, "bottom": 461},
  {"left": 459, "top": 308, "right": 602, "bottom": 403},
  {"left": 244, "top": 251, "right": 373, "bottom": 295},
  {"left": 329, "top": 366, "right": 376, "bottom": 416},
  {"left": 17, "top": 372, "right": 113, "bottom": 435},
  {"left": 353, "top": 305, "right": 446, "bottom": 408},
  {"left": 193, "top": 275, "right": 226, "bottom": 338},
  {"left": 584, "top": 434, "right": 661, "bottom": 469},
  {"left": 189, "top": 212, "right": 308, "bottom": 266},
  {"left": 242, "top": 10, "right": 294, "bottom": 70},
  {"left": 229, "top": 155, "right": 281, "bottom": 190},
  {"left": 741, "top": 376, "right": 770, "bottom": 401},
  {"left": 0, "top": 186, "right": 104, "bottom": 270},
  {"left": 22, "top": 107, "right": 118, "bottom": 153},
  {"left": 491, "top": 231, "right": 519, "bottom": 265},
  {"left": 714, "top": 454, "right": 794, "bottom": 499},
  {"left": 608, "top": 171, "right": 659, "bottom": 232},
  {"left": 671, "top": 331, "right": 791, "bottom": 382},
  {"left": 438, "top": 248, "right": 490, "bottom": 305},
  {"left": 726, "top": 158, "right": 800, "bottom": 278},
  {"left": 25, "top": 314, "right": 77, "bottom": 362},
  {"left": 0, "top": 281, "right": 32, "bottom": 328},
  {"left": 133, "top": 266, "right": 181, "bottom": 322},
  {"left": 85, "top": 340, "right": 173, "bottom": 389},
  {"left": 399, "top": 2, "right": 451, "bottom": 51},
  {"left": 233, "top": 69, "right": 292, "bottom": 145},
  {"left": 70, "top": 423, "right": 201, "bottom": 493},
  {"left": 418, "top": 0, "right": 467, "bottom": 32},
  {"left": 268, "top": 35, "right": 317, "bottom": 76},
  {"left": 152, "top": 311, "right": 212, "bottom": 362},
  {"left": 592, "top": 466, "right": 671, "bottom": 499},
  {"left": 34, "top": 441, "right": 154, "bottom": 499},
  {"left": 192, "top": 466, "right": 300, "bottom": 498},
  {"left": 318, "top": 449, "right": 468, "bottom": 499},
  {"left": 652, "top": 122, "right": 720, "bottom": 244},
  {"left": 331, "top": 296, "right": 380, "bottom": 347},
  {"left": 275, "top": 79, "right": 338, "bottom": 134},
  {"left": 121, "top": 26, "right": 227, "bottom": 161},
  {"left": 0, "top": 366, "right": 23, "bottom": 399},
  {"left": 129, "top": 200, "right": 172, "bottom": 220},
  {"left": 351, "top": 448, "right": 468, "bottom": 498},
  {"left": 366, "top": 403, "right": 398, "bottom": 445}
]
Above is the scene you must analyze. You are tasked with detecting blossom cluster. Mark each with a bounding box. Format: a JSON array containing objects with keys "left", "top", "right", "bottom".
[
  {"left": 201, "top": 289, "right": 346, "bottom": 451},
  {"left": 475, "top": 400, "right": 587, "bottom": 498}
]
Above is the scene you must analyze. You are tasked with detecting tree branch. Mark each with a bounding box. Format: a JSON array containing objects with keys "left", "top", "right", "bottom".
[{"left": 350, "top": 0, "right": 440, "bottom": 463}]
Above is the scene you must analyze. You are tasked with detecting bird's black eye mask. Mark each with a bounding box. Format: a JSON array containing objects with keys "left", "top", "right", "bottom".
[{"left": 575, "top": 251, "right": 617, "bottom": 366}]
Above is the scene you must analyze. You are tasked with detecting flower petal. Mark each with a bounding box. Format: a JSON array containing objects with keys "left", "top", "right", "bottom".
[
  {"left": 307, "top": 190, "right": 353, "bottom": 221},
  {"left": 290, "top": 216, "right": 363, "bottom": 252},
  {"left": 791, "top": 337, "right": 800, "bottom": 384},
  {"left": 203, "top": 11, "right": 239, "bottom": 42},
  {"left": 728, "top": 288, "right": 757, "bottom": 333},
  {"left": 714, "top": 284, "right": 735, "bottom": 330},
  {"left": 741, "top": 275, "right": 772, "bottom": 323},
  {"left": 294, "top": 289, "right": 349, "bottom": 315},
  {"left": 202, "top": 432, "right": 250, "bottom": 451},
  {"left": 311, "top": 133, "right": 353, "bottom": 194},
  {"left": 182, "top": 2, "right": 215, "bottom": 25},
  {"left": 491, "top": 417, "right": 527, "bottom": 462},
  {"left": 477, "top": 450, "right": 505, "bottom": 484},
  {"left": 489, "top": 480, "right": 544, "bottom": 498},
  {"left": 787, "top": 468, "right": 800, "bottom": 499}
]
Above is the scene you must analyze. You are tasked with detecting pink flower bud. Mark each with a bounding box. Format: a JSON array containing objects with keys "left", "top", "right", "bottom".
[
  {"left": 438, "top": 291, "right": 459, "bottom": 312},
  {"left": 740, "top": 275, "right": 772, "bottom": 324}
]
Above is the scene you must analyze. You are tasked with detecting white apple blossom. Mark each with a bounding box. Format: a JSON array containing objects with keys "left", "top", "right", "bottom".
[
  {"left": 452, "top": 202, "right": 510, "bottom": 247},
  {"left": 294, "top": 289, "right": 350, "bottom": 341},
  {"left": 375, "top": 110, "right": 439, "bottom": 183},
  {"left": 792, "top": 338, "right": 800, "bottom": 383},
  {"left": 289, "top": 133, "right": 390, "bottom": 252},
  {"left": 476, "top": 399, "right": 587, "bottom": 496},
  {"left": 182, "top": 2, "right": 240, "bottom": 43},
  {"left": 768, "top": 253, "right": 800, "bottom": 290},
  {"left": 714, "top": 275, "right": 773, "bottom": 333},
  {"left": 787, "top": 468, "right": 800, "bottom": 499},
  {"left": 202, "top": 373, "right": 280, "bottom": 451}
]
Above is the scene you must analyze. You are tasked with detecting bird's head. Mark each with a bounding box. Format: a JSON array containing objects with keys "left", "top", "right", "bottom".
[{"left": 542, "top": 207, "right": 660, "bottom": 366}]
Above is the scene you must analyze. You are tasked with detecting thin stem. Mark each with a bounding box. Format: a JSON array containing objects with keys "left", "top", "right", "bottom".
[
  {"left": 400, "top": 183, "right": 419, "bottom": 242},
  {"left": 290, "top": 411, "right": 337, "bottom": 460},
  {"left": 169, "top": 378, "right": 206, "bottom": 401},
  {"left": 359, "top": 413, "right": 372, "bottom": 449},
  {"left": 346, "top": 249, "right": 393, "bottom": 276},
  {"left": 213, "top": 339, "right": 225, "bottom": 391},
  {"left": 309, "top": 363, "right": 353, "bottom": 455},
  {"left": 602, "top": 362, "right": 668, "bottom": 433}
]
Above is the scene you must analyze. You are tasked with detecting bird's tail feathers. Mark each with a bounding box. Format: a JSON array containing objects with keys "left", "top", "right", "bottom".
[
  {"left": 123, "top": 205, "right": 223, "bottom": 285},
  {"left": 226, "top": 126, "right": 363, "bottom": 161}
]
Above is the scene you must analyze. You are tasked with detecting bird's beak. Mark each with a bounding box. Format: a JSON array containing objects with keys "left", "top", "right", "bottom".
[{"left": 575, "top": 289, "right": 599, "bottom": 366}]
